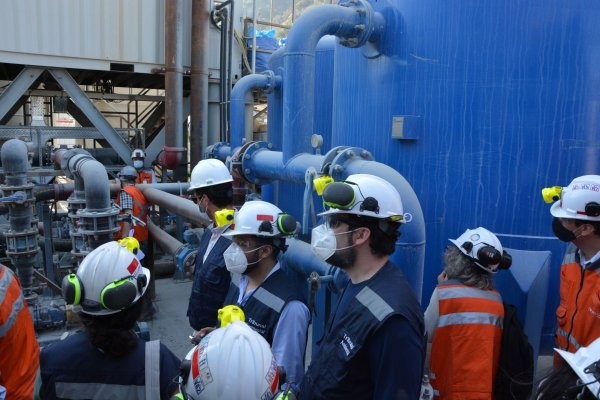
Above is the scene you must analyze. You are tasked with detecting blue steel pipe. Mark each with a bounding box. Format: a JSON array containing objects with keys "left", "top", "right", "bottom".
[
  {"left": 341, "top": 159, "right": 426, "bottom": 300},
  {"left": 230, "top": 71, "right": 281, "bottom": 149},
  {"left": 243, "top": 147, "right": 324, "bottom": 185},
  {"left": 282, "top": 0, "right": 381, "bottom": 162}
]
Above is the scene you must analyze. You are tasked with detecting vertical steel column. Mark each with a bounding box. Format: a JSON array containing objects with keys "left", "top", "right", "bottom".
[
  {"left": 165, "top": 0, "right": 184, "bottom": 149},
  {"left": 190, "top": 0, "right": 209, "bottom": 167}
]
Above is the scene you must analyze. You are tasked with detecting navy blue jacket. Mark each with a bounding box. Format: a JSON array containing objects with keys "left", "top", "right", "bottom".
[
  {"left": 223, "top": 268, "right": 305, "bottom": 343},
  {"left": 39, "top": 331, "right": 180, "bottom": 400},
  {"left": 187, "top": 228, "right": 232, "bottom": 330},
  {"left": 299, "top": 261, "right": 425, "bottom": 400}
]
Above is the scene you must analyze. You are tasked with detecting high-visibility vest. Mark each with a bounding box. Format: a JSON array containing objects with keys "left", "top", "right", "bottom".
[
  {"left": 555, "top": 257, "right": 600, "bottom": 354},
  {"left": 0, "top": 264, "right": 39, "bottom": 400},
  {"left": 115, "top": 186, "right": 148, "bottom": 242},
  {"left": 136, "top": 170, "right": 154, "bottom": 185},
  {"left": 429, "top": 282, "right": 504, "bottom": 400}
]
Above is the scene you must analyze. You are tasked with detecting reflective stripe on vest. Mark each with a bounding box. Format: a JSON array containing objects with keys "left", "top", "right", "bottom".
[
  {"left": 145, "top": 340, "right": 161, "bottom": 400},
  {"left": 556, "top": 326, "right": 582, "bottom": 351},
  {"left": 438, "top": 285, "right": 502, "bottom": 302},
  {"left": 356, "top": 286, "right": 394, "bottom": 322},
  {"left": 0, "top": 267, "right": 24, "bottom": 338},
  {"left": 55, "top": 382, "right": 145, "bottom": 399},
  {"left": 438, "top": 311, "right": 503, "bottom": 328},
  {"left": 0, "top": 265, "right": 12, "bottom": 304},
  {"left": 253, "top": 287, "right": 285, "bottom": 313}
]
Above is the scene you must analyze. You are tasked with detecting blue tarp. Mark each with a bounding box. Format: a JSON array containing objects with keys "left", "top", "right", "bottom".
[{"left": 247, "top": 29, "right": 280, "bottom": 72}]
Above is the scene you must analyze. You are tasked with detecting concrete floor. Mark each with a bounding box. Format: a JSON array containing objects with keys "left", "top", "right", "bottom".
[{"left": 147, "top": 277, "right": 194, "bottom": 359}]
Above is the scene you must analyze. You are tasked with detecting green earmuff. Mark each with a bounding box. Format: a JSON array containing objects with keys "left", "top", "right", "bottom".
[
  {"left": 322, "top": 181, "right": 356, "bottom": 210},
  {"left": 100, "top": 277, "right": 140, "bottom": 311},
  {"left": 62, "top": 273, "right": 84, "bottom": 305},
  {"left": 277, "top": 213, "right": 297, "bottom": 235}
]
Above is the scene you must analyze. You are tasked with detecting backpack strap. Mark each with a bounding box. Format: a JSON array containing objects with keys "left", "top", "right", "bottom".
[{"left": 145, "top": 339, "right": 161, "bottom": 400}]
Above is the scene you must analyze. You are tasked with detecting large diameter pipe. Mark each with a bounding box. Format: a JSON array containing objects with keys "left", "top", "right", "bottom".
[
  {"left": 190, "top": 0, "right": 209, "bottom": 166},
  {"left": 244, "top": 148, "right": 323, "bottom": 185},
  {"left": 343, "top": 159, "right": 426, "bottom": 300},
  {"left": 230, "top": 72, "right": 281, "bottom": 148},
  {"left": 282, "top": 1, "right": 381, "bottom": 162},
  {"left": 65, "top": 155, "right": 111, "bottom": 211},
  {"left": 137, "top": 186, "right": 210, "bottom": 227},
  {"left": 148, "top": 219, "right": 183, "bottom": 256},
  {"left": 1, "top": 139, "right": 37, "bottom": 290},
  {"left": 165, "top": 0, "right": 184, "bottom": 148}
]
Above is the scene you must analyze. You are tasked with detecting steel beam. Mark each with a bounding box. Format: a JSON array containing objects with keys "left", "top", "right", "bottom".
[
  {"left": 48, "top": 69, "right": 132, "bottom": 163},
  {"left": 0, "top": 67, "right": 44, "bottom": 122}
]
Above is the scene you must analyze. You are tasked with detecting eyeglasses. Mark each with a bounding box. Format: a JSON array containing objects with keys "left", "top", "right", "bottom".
[
  {"left": 326, "top": 216, "right": 357, "bottom": 230},
  {"left": 233, "top": 239, "right": 258, "bottom": 250}
]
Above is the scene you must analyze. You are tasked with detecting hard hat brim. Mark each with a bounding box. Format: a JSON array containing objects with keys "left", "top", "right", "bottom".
[{"left": 187, "top": 177, "right": 234, "bottom": 192}]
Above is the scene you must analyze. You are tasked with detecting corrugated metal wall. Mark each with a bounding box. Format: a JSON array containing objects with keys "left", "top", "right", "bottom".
[{"left": 0, "top": 0, "right": 241, "bottom": 78}]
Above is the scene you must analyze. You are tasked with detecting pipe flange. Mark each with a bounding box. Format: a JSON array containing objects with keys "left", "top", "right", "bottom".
[
  {"left": 338, "top": 0, "right": 374, "bottom": 48},
  {"left": 260, "top": 70, "right": 280, "bottom": 94},
  {"left": 320, "top": 146, "right": 350, "bottom": 175},
  {"left": 239, "top": 141, "right": 274, "bottom": 185},
  {"left": 206, "top": 142, "right": 229, "bottom": 159},
  {"left": 328, "top": 146, "right": 374, "bottom": 181},
  {"left": 59, "top": 149, "right": 90, "bottom": 179}
]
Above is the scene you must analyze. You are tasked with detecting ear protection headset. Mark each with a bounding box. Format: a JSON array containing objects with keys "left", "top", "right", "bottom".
[
  {"left": 584, "top": 202, "right": 600, "bottom": 217},
  {"left": 322, "top": 181, "right": 380, "bottom": 214},
  {"left": 257, "top": 213, "right": 298, "bottom": 236},
  {"left": 461, "top": 241, "right": 512, "bottom": 270},
  {"left": 62, "top": 272, "right": 147, "bottom": 311}
]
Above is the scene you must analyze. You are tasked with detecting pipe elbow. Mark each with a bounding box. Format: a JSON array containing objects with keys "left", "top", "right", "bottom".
[
  {"left": 1, "top": 139, "right": 29, "bottom": 174},
  {"left": 77, "top": 159, "right": 111, "bottom": 211},
  {"left": 286, "top": 0, "right": 377, "bottom": 52}
]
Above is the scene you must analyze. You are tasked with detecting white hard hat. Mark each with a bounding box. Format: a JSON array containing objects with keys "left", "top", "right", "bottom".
[
  {"left": 61, "top": 241, "right": 150, "bottom": 315},
  {"left": 449, "top": 227, "right": 511, "bottom": 273},
  {"left": 182, "top": 321, "right": 279, "bottom": 400},
  {"left": 318, "top": 174, "right": 404, "bottom": 221},
  {"left": 131, "top": 148, "right": 146, "bottom": 159},
  {"left": 550, "top": 175, "right": 600, "bottom": 221},
  {"left": 555, "top": 337, "right": 600, "bottom": 398},
  {"left": 188, "top": 159, "right": 233, "bottom": 192},
  {"left": 223, "top": 200, "right": 297, "bottom": 238}
]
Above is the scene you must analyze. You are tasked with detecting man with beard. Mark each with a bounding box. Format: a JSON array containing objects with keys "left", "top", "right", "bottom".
[
  {"left": 197, "top": 200, "right": 310, "bottom": 396},
  {"left": 300, "top": 174, "right": 424, "bottom": 400}
]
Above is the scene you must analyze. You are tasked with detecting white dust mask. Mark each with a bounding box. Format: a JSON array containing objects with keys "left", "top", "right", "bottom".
[
  {"left": 310, "top": 224, "right": 358, "bottom": 263},
  {"left": 223, "top": 243, "right": 264, "bottom": 274}
]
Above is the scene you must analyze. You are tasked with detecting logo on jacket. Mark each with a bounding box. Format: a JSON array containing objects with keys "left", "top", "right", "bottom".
[{"left": 340, "top": 332, "right": 356, "bottom": 357}]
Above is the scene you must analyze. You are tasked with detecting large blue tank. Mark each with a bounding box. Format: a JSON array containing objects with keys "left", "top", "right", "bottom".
[{"left": 313, "top": 0, "right": 600, "bottom": 351}]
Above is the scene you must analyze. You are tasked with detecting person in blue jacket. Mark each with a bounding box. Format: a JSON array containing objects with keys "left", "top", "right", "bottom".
[
  {"left": 186, "top": 159, "right": 235, "bottom": 332},
  {"left": 300, "top": 174, "right": 425, "bottom": 400},
  {"left": 39, "top": 241, "right": 180, "bottom": 400},
  {"left": 196, "top": 200, "right": 310, "bottom": 395}
]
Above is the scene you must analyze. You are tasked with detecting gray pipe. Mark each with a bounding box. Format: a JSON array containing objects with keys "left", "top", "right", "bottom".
[
  {"left": 0, "top": 139, "right": 38, "bottom": 292},
  {"left": 137, "top": 186, "right": 210, "bottom": 227},
  {"left": 148, "top": 219, "right": 183, "bottom": 256},
  {"left": 65, "top": 155, "right": 111, "bottom": 211}
]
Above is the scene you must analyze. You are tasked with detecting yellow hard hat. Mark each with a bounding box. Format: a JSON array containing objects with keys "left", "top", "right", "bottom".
[
  {"left": 118, "top": 237, "right": 140, "bottom": 254},
  {"left": 217, "top": 305, "right": 245, "bottom": 328}
]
